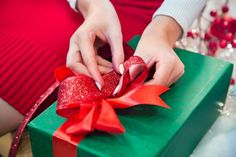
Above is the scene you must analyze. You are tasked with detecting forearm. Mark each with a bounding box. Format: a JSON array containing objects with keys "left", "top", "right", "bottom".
[
  {"left": 142, "top": 16, "right": 182, "bottom": 47},
  {"left": 75, "top": 0, "right": 111, "bottom": 18},
  {"left": 76, "top": 0, "right": 90, "bottom": 17},
  {"left": 76, "top": 0, "right": 95, "bottom": 18}
]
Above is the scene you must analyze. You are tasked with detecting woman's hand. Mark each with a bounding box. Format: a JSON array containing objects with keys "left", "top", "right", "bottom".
[
  {"left": 66, "top": 0, "right": 124, "bottom": 89},
  {"left": 134, "top": 16, "right": 185, "bottom": 87}
]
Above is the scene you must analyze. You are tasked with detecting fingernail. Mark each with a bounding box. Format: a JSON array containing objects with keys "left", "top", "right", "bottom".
[
  {"left": 95, "top": 81, "right": 102, "bottom": 90},
  {"left": 119, "top": 64, "right": 124, "bottom": 75},
  {"left": 113, "top": 85, "right": 120, "bottom": 95}
]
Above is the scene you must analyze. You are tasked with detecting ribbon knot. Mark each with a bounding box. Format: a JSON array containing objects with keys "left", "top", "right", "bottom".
[{"left": 55, "top": 56, "right": 169, "bottom": 136}]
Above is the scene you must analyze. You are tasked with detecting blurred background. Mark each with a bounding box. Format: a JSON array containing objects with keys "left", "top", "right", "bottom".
[{"left": 178, "top": 0, "right": 236, "bottom": 156}]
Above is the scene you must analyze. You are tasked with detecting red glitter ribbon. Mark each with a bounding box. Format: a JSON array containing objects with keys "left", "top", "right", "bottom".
[
  {"left": 52, "top": 56, "right": 169, "bottom": 157},
  {"left": 8, "top": 82, "right": 59, "bottom": 157}
]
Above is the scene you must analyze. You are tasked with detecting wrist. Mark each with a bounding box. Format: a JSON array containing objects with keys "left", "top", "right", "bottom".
[
  {"left": 142, "top": 16, "right": 182, "bottom": 47},
  {"left": 77, "top": 0, "right": 111, "bottom": 18},
  {"left": 77, "top": 0, "right": 92, "bottom": 17}
]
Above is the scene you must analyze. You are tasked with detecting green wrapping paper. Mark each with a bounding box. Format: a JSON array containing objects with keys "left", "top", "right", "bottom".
[{"left": 28, "top": 36, "right": 233, "bottom": 157}]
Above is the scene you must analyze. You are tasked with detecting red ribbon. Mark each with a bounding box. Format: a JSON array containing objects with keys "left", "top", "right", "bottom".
[{"left": 52, "top": 56, "right": 169, "bottom": 157}]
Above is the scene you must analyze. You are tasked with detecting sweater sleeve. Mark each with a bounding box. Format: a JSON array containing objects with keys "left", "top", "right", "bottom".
[
  {"left": 67, "top": 0, "right": 78, "bottom": 12},
  {"left": 153, "top": 0, "right": 207, "bottom": 35}
]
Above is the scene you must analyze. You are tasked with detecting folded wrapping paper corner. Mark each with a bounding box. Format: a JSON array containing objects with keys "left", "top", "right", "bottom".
[{"left": 53, "top": 55, "right": 169, "bottom": 157}]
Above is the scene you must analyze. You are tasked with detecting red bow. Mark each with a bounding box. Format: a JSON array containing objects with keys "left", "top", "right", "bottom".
[{"left": 55, "top": 56, "right": 169, "bottom": 136}]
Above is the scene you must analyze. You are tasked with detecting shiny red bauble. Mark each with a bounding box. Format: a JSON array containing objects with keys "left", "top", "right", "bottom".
[
  {"left": 187, "top": 31, "right": 194, "bottom": 38},
  {"left": 225, "top": 32, "right": 234, "bottom": 41},
  {"left": 230, "top": 78, "right": 235, "bottom": 85},
  {"left": 219, "top": 40, "right": 228, "bottom": 48},
  {"left": 222, "top": 20, "right": 230, "bottom": 29},
  {"left": 213, "top": 17, "right": 221, "bottom": 25},
  {"left": 222, "top": 5, "right": 229, "bottom": 13},
  {"left": 231, "top": 40, "right": 236, "bottom": 48},
  {"left": 210, "top": 10, "right": 217, "bottom": 17},
  {"left": 204, "top": 33, "right": 211, "bottom": 40},
  {"left": 208, "top": 41, "right": 218, "bottom": 55}
]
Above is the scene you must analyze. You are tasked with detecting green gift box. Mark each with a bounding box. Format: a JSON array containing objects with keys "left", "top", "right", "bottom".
[{"left": 28, "top": 36, "right": 233, "bottom": 157}]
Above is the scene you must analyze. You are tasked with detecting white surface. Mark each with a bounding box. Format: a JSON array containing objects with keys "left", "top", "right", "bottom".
[{"left": 192, "top": 93, "right": 236, "bottom": 157}]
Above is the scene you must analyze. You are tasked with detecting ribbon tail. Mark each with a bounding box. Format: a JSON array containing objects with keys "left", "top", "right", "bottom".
[
  {"left": 66, "top": 105, "right": 97, "bottom": 135},
  {"left": 53, "top": 116, "right": 87, "bottom": 157},
  {"left": 95, "top": 100, "right": 125, "bottom": 134},
  {"left": 107, "top": 85, "right": 169, "bottom": 109},
  {"left": 53, "top": 124, "right": 85, "bottom": 157}
]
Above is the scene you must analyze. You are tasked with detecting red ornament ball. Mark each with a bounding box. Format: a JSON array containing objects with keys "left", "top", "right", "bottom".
[
  {"left": 222, "top": 20, "right": 230, "bottom": 29},
  {"left": 210, "top": 10, "right": 217, "bottom": 17},
  {"left": 230, "top": 78, "right": 235, "bottom": 85},
  {"left": 187, "top": 31, "right": 199, "bottom": 39},
  {"left": 224, "top": 32, "right": 234, "bottom": 41},
  {"left": 204, "top": 33, "right": 211, "bottom": 41},
  {"left": 219, "top": 40, "right": 228, "bottom": 48},
  {"left": 208, "top": 41, "right": 218, "bottom": 55},
  {"left": 222, "top": 5, "right": 229, "bottom": 13},
  {"left": 187, "top": 31, "right": 194, "bottom": 38},
  {"left": 231, "top": 40, "right": 236, "bottom": 48},
  {"left": 209, "top": 41, "right": 217, "bottom": 49},
  {"left": 213, "top": 18, "right": 221, "bottom": 25}
]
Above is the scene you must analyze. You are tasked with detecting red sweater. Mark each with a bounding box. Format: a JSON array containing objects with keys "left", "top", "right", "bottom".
[{"left": 0, "top": 0, "right": 163, "bottom": 115}]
